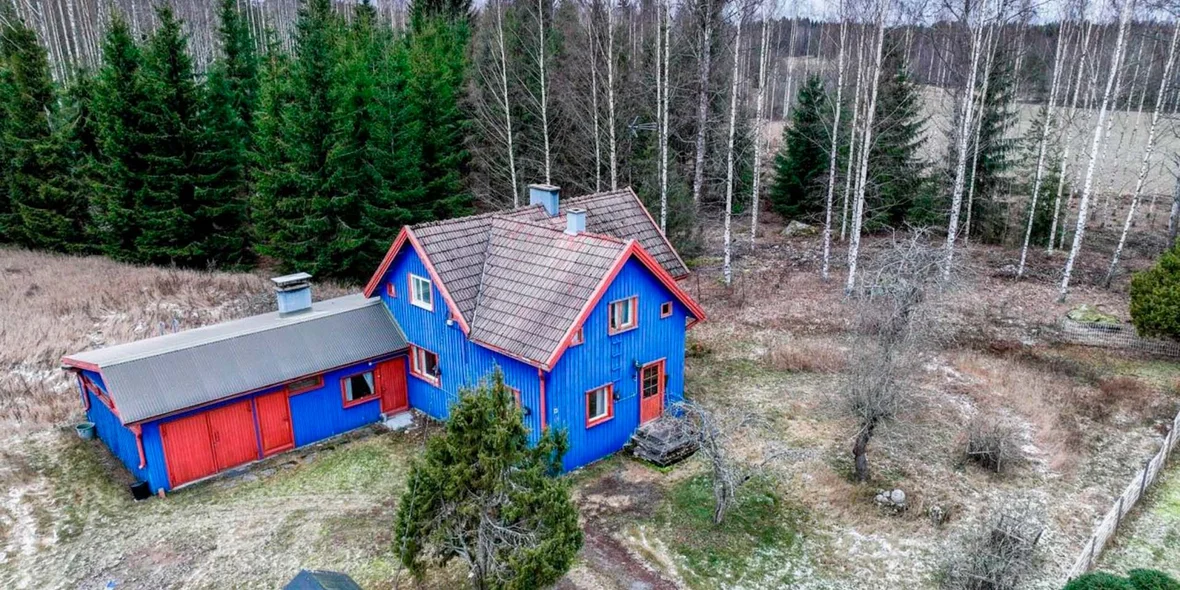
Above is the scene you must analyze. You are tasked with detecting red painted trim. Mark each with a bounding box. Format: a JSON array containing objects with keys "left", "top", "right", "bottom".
[
  {"left": 386, "top": 281, "right": 397, "bottom": 298},
  {"left": 80, "top": 373, "right": 118, "bottom": 417},
  {"left": 129, "top": 424, "right": 146, "bottom": 468},
  {"left": 607, "top": 296, "right": 639, "bottom": 335},
  {"left": 409, "top": 345, "right": 441, "bottom": 386},
  {"left": 75, "top": 373, "right": 91, "bottom": 411},
  {"left": 60, "top": 357, "right": 101, "bottom": 372},
  {"left": 538, "top": 368, "right": 547, "bottom": 431},
  {"left": 340, "top": 368, "right": 381, "bottom": 409},
  {"left": 585, "top": 383, "right": 615, "bottom": 428},
  {"left": 363, "top": 227, "right": 410, "bottom": 298},
  {"left": 570, "top": 327, "right": 584, "bottom": 346},
  {"left": 127, "top": 352, "right": 406, "bottom": 426},
  {"left": 545, "top": 241, "right": 707, "bottom": 369}
]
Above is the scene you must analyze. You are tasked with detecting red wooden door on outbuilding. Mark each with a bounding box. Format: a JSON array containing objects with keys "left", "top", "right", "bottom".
[
  {"left": 256, "top": 390, "right": 294, "bottom": 456},
  {"left": 160, "top": 399, "right": 261, "bottom": 488},
  {"left": 377, "top": 357, "right": 408, "bottom": 414}
]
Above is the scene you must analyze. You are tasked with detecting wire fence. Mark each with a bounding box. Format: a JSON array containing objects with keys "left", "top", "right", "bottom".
[
  {"left": 1058, "top": 319, "right": 1180, "bottom": 359},
  {"left": 1063, "top": 408, "right": 1180, "bottom": 581}
]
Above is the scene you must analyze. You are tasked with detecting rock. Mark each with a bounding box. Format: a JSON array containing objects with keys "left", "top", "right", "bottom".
[
  {"left": 927, "top": 505, "right": 948, "bottom": 526},
  {"left": 874, "top": 488, "right": 907, "bottom": 512},
  {"left": 889, "top": 489, "right": 906, "bottom": 505},
  {"left": 1066, "top": 304, "right": 1121, "bottom": 325},
  {"left": 781, "top": 220, "right": 817, "bottom": 237}
]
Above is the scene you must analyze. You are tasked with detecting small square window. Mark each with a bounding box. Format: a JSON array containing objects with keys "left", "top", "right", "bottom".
[
  {"left": 608, "top": 296, "right": 638, "bottom": 334},
  {"left": 570, "top": 327, "right": 584, "bottom": 346},
  {"left": 342, "top": 371, "right": 377, "bottom": 407},
  {"left": 386, "top": 281, "right": 397, "bottom": 297},
  {"left": 287, "top": 375, "right": 323, "bottom": 394},
  {"left": 411, "top": 346, "right": 440, "bottom": 384},
  {"left": 585, "top": 384, "right": 614, "bottom": 427},
  {"left": 660, "top": 301, "right": 673, "bottom": 318},
  {"left": 409, "top": 273, "right": 433, "bottom": 311}
]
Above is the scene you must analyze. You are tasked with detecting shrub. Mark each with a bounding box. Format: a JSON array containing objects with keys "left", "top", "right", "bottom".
[
  {"left": 1130, "top": 245, "right": 1180, "bottom": 340},
  {"left": 1064, "top": 569, "right": 1180, "bottom": 590},
  {"left": 963, "top": 416, "right": 1023, "bottom": 474}
]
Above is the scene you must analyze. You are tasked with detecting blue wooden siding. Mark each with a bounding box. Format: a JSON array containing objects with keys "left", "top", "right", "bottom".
[
  {"left": 83, "top": 355, "right": 404, "bottom": 493},
  {"left": 377, "top": 245, "right": 545, "bottom": 440},
  {"left": 545, "top": 257, "right": 688, "bottom": 470}
]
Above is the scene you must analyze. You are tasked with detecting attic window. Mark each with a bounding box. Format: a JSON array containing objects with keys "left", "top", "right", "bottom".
[
  {"left": 341, "top": 370, "right": 377, "bottom": 407},
  {"left": 608, "top": 296, "right": 638, "bottom": 335},
  {"left": 411, "top": 345, "right": 440, "bottom": 385},
  {"left": 570, "top": 327, "right": 584, "bottom": 346},
  {"left": 409, "top": 273, "right": 433, "bottom": 311},
  {"left": 287, "top": 375, "right": 323, "bottom": 394},
  {"left": 586, "top": 384, "right": 614, "bottom": 427},
  {"left": 386, "top": 281, "right": 397, "bottom": 298},
  {"left": 660, "top": 301, "right": 673, "bottom": 318}
]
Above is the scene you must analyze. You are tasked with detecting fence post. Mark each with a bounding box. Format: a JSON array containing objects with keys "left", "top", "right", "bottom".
[
  {"left": 1141, "top": 459, "right": 1151, "bottom": 498},
  {"left": 1115, "top": 496, "right": 1125, "bottom": 529},
  {"left": 1088, "top": 536, "right": 1096, "bottom": 571}
]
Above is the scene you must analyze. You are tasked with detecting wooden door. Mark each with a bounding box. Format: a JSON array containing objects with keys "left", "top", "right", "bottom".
[
  {"left": 639, "top": 360, "right": 666, "bottom": 424},
  {"left": 206, "top": 400, "right": 260, "bottom": 470},
  {"left": 377, "top": 357, "right": 409, "bottom": 414},
  {"left": 161, "top": 412, "right": 217, "bottom": 488},
  {"left": 256, "top": 390, "right": 295, "bottom": 456}
]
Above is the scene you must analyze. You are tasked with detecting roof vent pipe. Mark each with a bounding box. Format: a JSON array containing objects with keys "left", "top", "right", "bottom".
[
  {"left": 528, "top": 183, "right": 560, "bottom": 216},
  {"left": 272, "top": 272, "right": 313, "bottom": 316},
  {"left": 565, "top": 208, "right": 587, "bottom": 235}
]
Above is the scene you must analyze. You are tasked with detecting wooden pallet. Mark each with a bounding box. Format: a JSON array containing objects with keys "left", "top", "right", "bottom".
[{"left": 628, "top": 418, "right": 698, "bottom": 467}]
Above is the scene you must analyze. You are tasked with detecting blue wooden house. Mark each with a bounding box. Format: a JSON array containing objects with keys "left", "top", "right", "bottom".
[{"left": 62, "top": 185, "right": 705, "bottom": 493}]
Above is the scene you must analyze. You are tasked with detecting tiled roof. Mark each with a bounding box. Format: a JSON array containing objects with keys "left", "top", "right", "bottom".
[
  {"left": 398, "top": 186, "right": 700, "bottom": 368},
  {"left": 508, "top": 188, "right": 689, "bottom": 279},
  {"left": 469, "top": 218, "right": 624, "bottom": 364}
]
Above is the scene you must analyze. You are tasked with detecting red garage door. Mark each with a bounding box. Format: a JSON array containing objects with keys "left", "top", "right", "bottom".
[
  {"left": 161, "top": 399, "right": 261, "bottom": 488},
  {"left": 160, "top": 412, "right": 218, "bottom": 488}
]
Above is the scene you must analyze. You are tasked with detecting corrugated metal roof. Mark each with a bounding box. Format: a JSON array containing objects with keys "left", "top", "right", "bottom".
[{"left": 63, "top": 294, "right": 408, "bottom": 424}]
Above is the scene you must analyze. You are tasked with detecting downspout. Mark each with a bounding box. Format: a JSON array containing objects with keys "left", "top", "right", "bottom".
[
  {"left": 129, "top": 424, "right": 146, "bottom": 469},
  {"left": 537, "top": 368, "right": 548, "bottom": 431}
]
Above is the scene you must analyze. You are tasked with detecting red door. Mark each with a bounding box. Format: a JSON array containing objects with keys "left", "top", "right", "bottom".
[
  {"left": 639, "top": 360, "right": 666, "bottom": 424},
  {"left": 256, "top": 391, "right": 295, "bottom": 456},
  {"left": 377, "top": 357, "right": 409, "bottom": 414},
  {"left": 161, "top": 412, "right": 218, "bottom": 488},
  {"left": 206, "top": 400, "right": 260, "bottom": 470}
]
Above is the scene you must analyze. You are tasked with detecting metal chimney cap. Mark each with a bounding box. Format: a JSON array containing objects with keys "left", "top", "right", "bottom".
[{"left": 271, "top": 272, "right": 312, "bottom": 290}]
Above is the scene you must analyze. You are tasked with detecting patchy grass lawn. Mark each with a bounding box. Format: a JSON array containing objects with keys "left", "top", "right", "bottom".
[{"left": 1098, "top": 465, "right": 1180, "bottom": 578}]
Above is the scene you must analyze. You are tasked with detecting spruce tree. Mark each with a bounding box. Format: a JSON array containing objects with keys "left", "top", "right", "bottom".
[
  {"left": 253, "top": 0, "right": 341, "bottom": 277},
  {"left": 251, "top": 43, "right": 299, "bottom": 264},
  {"left": 1016, "top": 103, "right": 1064, "bottom": 246},
  {"left": 966, "top": 52, "right": 1018, "bottom": 243},
  {"left": 192, "top": 0, "right": 259, "bottom": 268},
  {"left": 0, "top": 30, "right": 17, "bottom": 241},
  {"left": 394, "top": 369, "right": 582, "bottom": 588},
  {"left": 1, "top": 16, "right": 89, "bottom": 252},
  {"left": 135, "top": 4, "right": 204, "bottom": 266},
  {"left": 769, "top": 74, "right": 830, "bottom": 222},
  {"left": 91, "top": 14, "right": 151, "bottom": 261},
  {"left": 406, "top": 16, "right": 473, "bottom": 223},
  {"left": 866, "top": 50, "right": 930, "bottom": 230}
]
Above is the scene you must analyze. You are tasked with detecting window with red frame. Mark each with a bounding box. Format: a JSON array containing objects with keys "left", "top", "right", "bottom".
[
  {"left": 386, "top": 281, "right": 397, "bottom": 297},
  {"left": 660, "top": 301, "right": 673, "bottom": 318},
  {"left": 570, "top": 326, "right": 584, "bottom": 346},
  {"left": 341, "top": 370, "right": 378, "bottom": 407},
  {"left": 608, "top": 296, "right": 638, "bottom": 334},
  {"left": 410, "top": 346, "right": 440, "bottom": 384},
  {"left": 585, "top": 384, "right": 614, "bottom": 427}
]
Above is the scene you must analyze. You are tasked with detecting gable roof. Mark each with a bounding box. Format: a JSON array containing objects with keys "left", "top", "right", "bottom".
[
  {"left": 363, "top": 187, "right": 705, "bottom": 370},
  {"left": 62, "top": 294, "right": 408, "bottom": 424}
]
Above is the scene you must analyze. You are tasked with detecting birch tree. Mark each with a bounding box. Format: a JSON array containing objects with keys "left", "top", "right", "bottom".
[
  {"left": 723, "top": 17, "right": 742, "bottom": 286},
  {"left": 1059, "top": 0, "right": 1135, "bottom": 302},
  {"left": 750, "top": 2, "right": 771, "bottom": 245},
  {"left": 845, "top": 2, "right": 887, "bottom": 294},
  {"left": 691, "top": 0, "right": 715, "bottom": 209},
  {"left": 494, "top": 0, "right": 519, "bottom": 206},
  {"left": 1105, "top": 22, "right": 1180, "bottom": 285},
  {"left": 606, "top": 0, "right": 617, "bottom": 190},
  {"left": 1017, "top": 14, "right": 1069, "bottom": 278},
  {"left": 537, "top": 0, "right": 552, "bottom": 184},
  {"left": 822, "top": 13, "right": 847, "bottom": 280},
  {"left": 659, "top": 0, "right": 670, "bottom": 231}
]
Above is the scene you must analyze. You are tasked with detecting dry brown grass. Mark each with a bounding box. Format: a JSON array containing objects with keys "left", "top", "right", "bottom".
[
  {"left": 765, "top": 338, "right": 847, "bottom": 373},
  {"left": 0, "top": 247, "right": 351, "bottom": 433}
]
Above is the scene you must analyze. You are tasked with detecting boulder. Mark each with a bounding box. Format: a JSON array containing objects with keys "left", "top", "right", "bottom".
[
  {"left": 781, "top": 220, "right": 817, "bottom": 237},
  {"left": 1066, "top": 304, "right": 1121, "bottom": 325}
]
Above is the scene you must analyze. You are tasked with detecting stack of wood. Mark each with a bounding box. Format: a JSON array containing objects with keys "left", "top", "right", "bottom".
[{"left": 628, "top": 418, "right": 698, "bottom": 467}]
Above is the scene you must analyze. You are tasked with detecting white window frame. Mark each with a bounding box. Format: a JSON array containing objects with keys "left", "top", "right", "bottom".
[
  {"left": 585, "top": 384, "right": 613, "bottom": 426},
  {"left": 409, "top": 273, "right": 433, "bottom": 311}
]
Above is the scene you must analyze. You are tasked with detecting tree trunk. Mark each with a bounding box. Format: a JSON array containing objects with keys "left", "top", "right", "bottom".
[
  {"left": 750, "top": 12, "right": 770, "bottom": 246},
  {"left": 823, "top": 16, "right": 848, "bottom": 281},
  {"left": 658, "top": 0, "right": 669, "bottom": 230},
  {"left": 722, "top": 24, "right": 742, "bottom": 286},
  {"left": 852, "top": 422, "right": 874, "bottom": 482},
  {"left": 538, "top": 0, "right": 552, "bottom": 184},
  {"left": 841, "top": 24, "right": 866, "bottom": 243},
  {"left": 845, "top": 9, "right": 886, "bottom": 294},
  {"left": 1059, "top": 0, "right": 1135, "bottom": 302},
  {"left": 692, "top": 0, "right": 713, "bottom": 210},
  {"left": 1105, "top": 22, "right": 1180, "bottom": 285},
  {"left": 495, "top": 0, "right": 520, "bottom": 207},
  {"left": 607, "top": 0, "right": 618, "bottom": 191}
]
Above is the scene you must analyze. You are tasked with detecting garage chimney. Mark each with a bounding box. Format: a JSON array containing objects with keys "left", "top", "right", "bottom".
[
  {"left": 528, "top": 183, "right": 560, "bottom": 216},
  {"left": 272, "top": 272, "right": 313, "bottom": 316}
]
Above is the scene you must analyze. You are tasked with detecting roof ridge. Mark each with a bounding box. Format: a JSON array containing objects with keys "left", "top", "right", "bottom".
[
  {"left": 468, "top": 217, "right": 500, "bottom": 331},
  {"left": 490, "top": 214, "right": 626, "bottom": 246},
  {"left": 68, "top": 295, "right": 381, "bottom": 369}
]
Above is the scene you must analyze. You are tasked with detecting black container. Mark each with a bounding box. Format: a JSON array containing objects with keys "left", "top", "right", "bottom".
[{"left": 130, "top": 481, "right": 151, "bottom": 501}]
